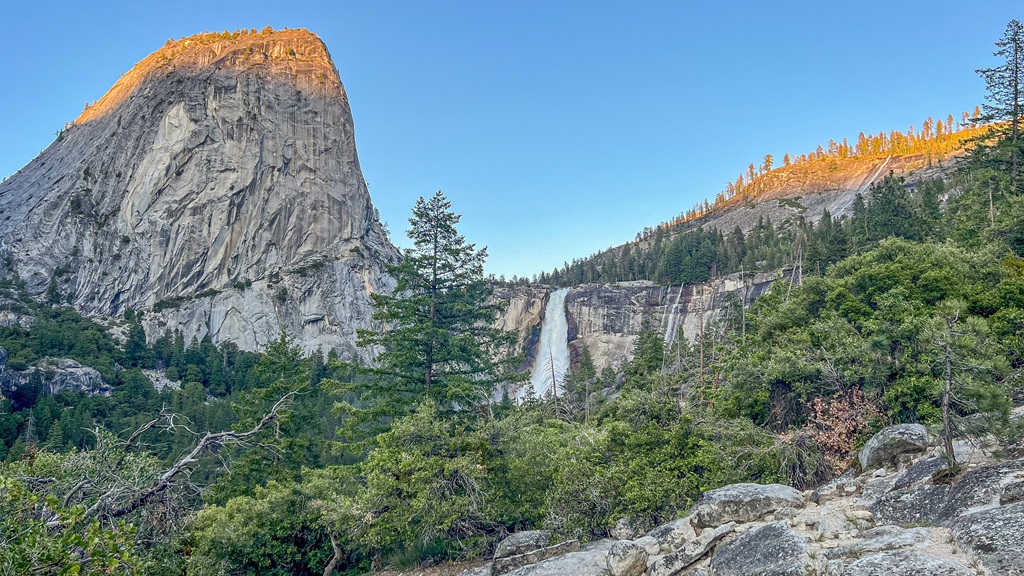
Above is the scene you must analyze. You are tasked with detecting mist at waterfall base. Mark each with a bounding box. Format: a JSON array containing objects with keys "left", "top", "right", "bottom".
[{"left": 520, "top": 289, "right": 571, "bottom": 402}]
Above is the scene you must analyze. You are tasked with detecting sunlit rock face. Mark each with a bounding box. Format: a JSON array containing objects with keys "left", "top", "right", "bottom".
[{"left": 0, "top": 29, "right": 398, "bottom": 359}]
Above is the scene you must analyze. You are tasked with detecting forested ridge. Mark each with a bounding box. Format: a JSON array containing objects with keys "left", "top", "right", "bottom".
[
  {"left": 2, "top": 19, "right": 1024, "bottom": 576},
  {"left": 508, "top": 112, "right": 997, "bottom": 289}
]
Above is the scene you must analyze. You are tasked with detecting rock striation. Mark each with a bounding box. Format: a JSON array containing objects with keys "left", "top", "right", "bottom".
[
  {"left": 493, "top": 270, "right": 784, "bottom": 382},
  {"left": 0, "top": 349, "right": 111, "bottom": 399},
  {"left": 0, "top": 29, "right": 398, "bottom": 359}
]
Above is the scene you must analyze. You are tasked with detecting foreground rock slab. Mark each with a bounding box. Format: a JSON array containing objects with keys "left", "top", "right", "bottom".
[
  {"left": 710, "top": 522, "right": 808, "bottom": 576},
  {"left": 824, "top": 525, "right": 930, "bottom": 560},
  {"left": 840, "top": 550, "right": 972, "bottom": 576},
  {"left": 691, "top": 483, "right": 804, "bottom": 528},
  {"left": 938, "top": 458, "right": 1024, "bottom": 523},
  {"left": 950, "top": 500, "right": 1024, "bottom": 576},
  {"left": 869, "top": 485, "right": 949, "bottom": 526}
]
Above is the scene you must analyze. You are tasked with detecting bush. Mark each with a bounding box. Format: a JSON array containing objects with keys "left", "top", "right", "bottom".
[
  {"left": 186, "top": 482, "right": 335, "bottom": 576},
  {"left": 0, "top": 476, "right": 144, "bottom": 575},
  {"left": 348, "top": 401, "right": 490, "bottom": 565}
]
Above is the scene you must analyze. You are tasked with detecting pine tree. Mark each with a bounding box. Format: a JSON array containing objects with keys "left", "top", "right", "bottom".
[
  {"left": 124, "top": 312, "right": 150, "bottom": 368},
  {"left": 356, "top": 191, "right": 517, "bottom": 414},
  {"left": 977, "top": 19, "right": 1024, "bottom": 191}
]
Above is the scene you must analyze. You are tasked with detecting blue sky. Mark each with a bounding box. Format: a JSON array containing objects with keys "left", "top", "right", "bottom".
[{"left": 0, "top": 1, "right": 1019, "bottom": 279}]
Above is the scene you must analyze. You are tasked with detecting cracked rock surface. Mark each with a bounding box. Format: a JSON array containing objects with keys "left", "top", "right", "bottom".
[{"left": 0, "top": 29, "right": 397, "bottom": 359}]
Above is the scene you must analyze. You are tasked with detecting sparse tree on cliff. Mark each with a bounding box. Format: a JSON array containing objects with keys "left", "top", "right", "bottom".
[{"left": 977, "top": 19, "right": 1024, "bottom": 191}]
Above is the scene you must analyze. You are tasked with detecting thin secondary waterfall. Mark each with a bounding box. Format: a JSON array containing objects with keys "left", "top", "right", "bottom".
[
  {"left": 525, "top": 288, "right": 571, "bottom": 400},
  {"left": 663, "top": 285, "right": 684, "bottom": 346}
]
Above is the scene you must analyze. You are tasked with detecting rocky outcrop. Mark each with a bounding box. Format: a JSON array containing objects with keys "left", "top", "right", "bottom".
[
  {"left": 870, "top": 485, "right": 950, "bottom": 526},
  {"left": 710, "top": 522, "right": 809, "bottom": 576},
  {"left": 447, "top": 424, "right": 1018, "bottom": 576},
  {"left": 950, "top": 501, "right": 1024, "bottom": 575},
  {"left": 823, "top": 526, "right": 930, "bottom": 559},
  {"left": 0, "top": 350, "right": 110, "bottom": 398},
  {"left": 691, "top": 483, "right": 804, "bottom": 527},
  {"left": 939, "top": 458, "right": 1024, "bottom": 522},
  {"left": 840, "top": 550, "right": 973, "bottom": 576},
  {"left": 891, "top": 456, "right": 948, "bottom": 490},
  {"left": 858, "top": 424, "right": 929, "bottom": 470},
  {"left": 0, "top": 29, "right": 398, "bottom": 359}
]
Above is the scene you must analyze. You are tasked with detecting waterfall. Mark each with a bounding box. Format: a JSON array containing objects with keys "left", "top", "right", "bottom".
[
  {"left": 663, "top": 285, "right": 684, "bottom": 346},
  {"left": 524, "top": 288, "right": 571, "bottom": 400},
  {"left": 659, "top": 285, "right": 674, "bottom": 334}
]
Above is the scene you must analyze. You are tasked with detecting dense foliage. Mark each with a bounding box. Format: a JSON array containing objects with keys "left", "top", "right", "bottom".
[{"left": 716, "top": 239, "right": 1019, "bottom": 429}]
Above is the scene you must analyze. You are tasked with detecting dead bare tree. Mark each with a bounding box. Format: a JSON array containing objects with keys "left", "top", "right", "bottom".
[{"left": 39, "top": 391, "right": 299, "bottom": 536}]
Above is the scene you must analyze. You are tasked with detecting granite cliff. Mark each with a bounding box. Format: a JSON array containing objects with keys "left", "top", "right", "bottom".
[
  {"left": 494, "top": 270, "right": 785, "bottom": 376},
  {"left": 0, "top": 29, "right": 398, "bottom": 359}
]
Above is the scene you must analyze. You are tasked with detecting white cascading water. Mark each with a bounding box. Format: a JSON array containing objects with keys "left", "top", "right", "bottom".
[
  {"left": 659, "top": 285, "right": 674, "bottom": 334},
  {"left": 524, "top": 288, "right": 571, "bottom": 400},
  {"left": 663, "top": 285, "right": 684, "bottom": 346}
]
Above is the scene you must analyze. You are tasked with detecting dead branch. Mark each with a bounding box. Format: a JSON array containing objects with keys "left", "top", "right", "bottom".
[
  {"left": 122, "top": 415, "right": 163, "bottom": 451},
  {"left": 62, "top": 476, "right": 92, "bottom": 509},
  {"left": 89, "top": 390, "right": 298, "bottom": 522},
  {"left": 323, "top": 534, "right": 343, "bottom": 576}
]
